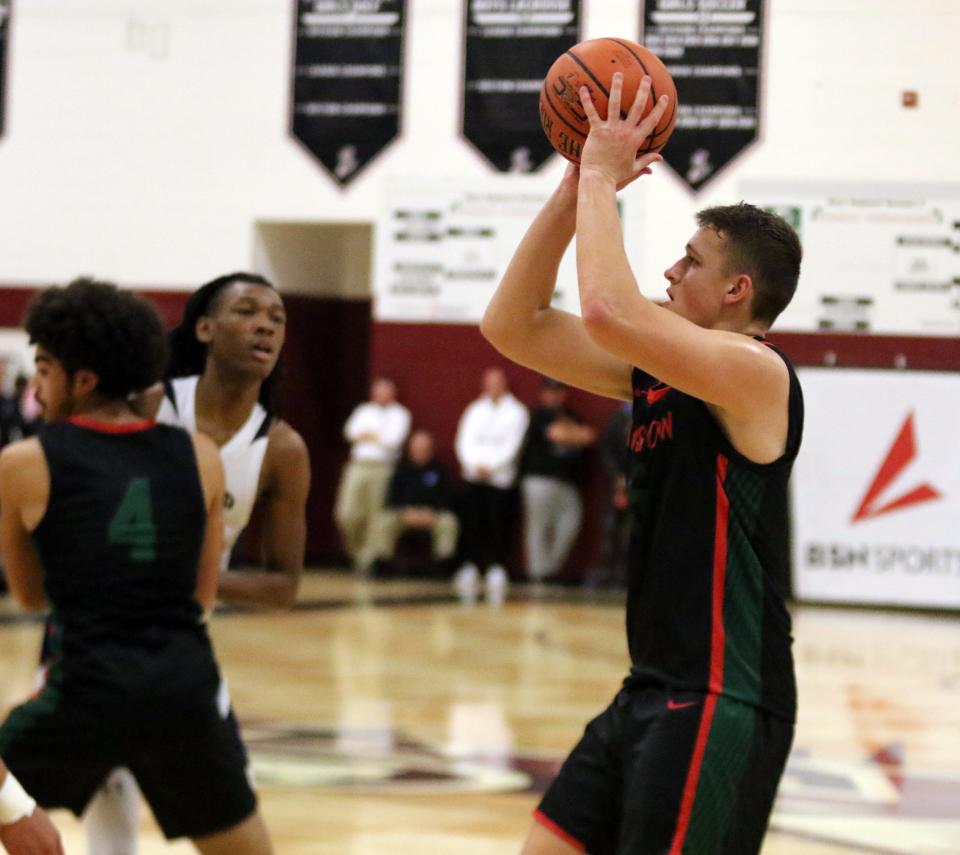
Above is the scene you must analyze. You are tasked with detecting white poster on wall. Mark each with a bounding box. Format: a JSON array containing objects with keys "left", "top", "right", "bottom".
[
  {"left": 792, "top": 367, "right": 960, "bottom": 610},
  {"left": 740, "top": 180, "right": 960, "bottom": 336},
  {"left": 373, "top": 177, "right": 585, "bottom": 324}
]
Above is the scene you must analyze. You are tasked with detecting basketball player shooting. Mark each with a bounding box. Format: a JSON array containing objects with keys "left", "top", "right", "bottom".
[{"left": 482, "top": 74, "right": 804, "bottom": 854}]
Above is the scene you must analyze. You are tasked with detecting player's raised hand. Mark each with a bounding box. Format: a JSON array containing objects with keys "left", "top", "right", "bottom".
[
  {"left": 0, "top": 808, "right": 64, "bottom": 855},
  {"left": 578, "top": 73, "right": 669, "bottom": 187}
]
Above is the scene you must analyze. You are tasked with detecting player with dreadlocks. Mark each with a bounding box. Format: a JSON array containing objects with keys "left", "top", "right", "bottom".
[{"left": 83, "top": 272, "right": 310, "bottom": 855}]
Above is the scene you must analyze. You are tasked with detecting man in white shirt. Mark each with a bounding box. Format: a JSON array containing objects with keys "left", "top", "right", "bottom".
[
  {"left": 335, "top": 377, "right": 411, "bottom": 572},
  {"left": 454, "top": 368, "right": 529, "bottom": 602}
]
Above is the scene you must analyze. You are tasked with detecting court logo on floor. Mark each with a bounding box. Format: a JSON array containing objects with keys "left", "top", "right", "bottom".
[
  {"left": 244, "top": 722, "right": 536, "bottom": 794},
  {"left": 774, "top": 744, "right": 960, "bottom": 854},
  {"left": 245, "top": 723, "right": 960, "bottom": 852}
]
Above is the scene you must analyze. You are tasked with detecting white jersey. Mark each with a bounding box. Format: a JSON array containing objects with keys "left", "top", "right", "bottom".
[{"left": 157, "top": 375, "right": 271, "bottom": 569}]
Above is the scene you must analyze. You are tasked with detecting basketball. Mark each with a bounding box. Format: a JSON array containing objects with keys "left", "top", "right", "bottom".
[{"left": 539, "top": 38, "right": 678, "bottom": 165}]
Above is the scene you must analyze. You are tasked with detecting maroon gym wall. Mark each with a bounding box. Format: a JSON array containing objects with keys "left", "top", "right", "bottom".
[
  {"left": 3, "top": 284, "right": 959, "bottom": 572},
  {"left": 0, "top": 286, "right": 369, "bottom": 565},
  {"left": 368, "top": 321, "right": 620, "bottom": 581}
]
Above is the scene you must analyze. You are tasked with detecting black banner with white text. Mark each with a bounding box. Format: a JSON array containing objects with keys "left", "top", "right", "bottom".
[
  {"left": 291, "top": 1, "right": 406, "bottom": 186},
  {"left": 641, "top": 0, "right": 764, "bottom": 192},
  {"left": 462, "top": 0, "right": 581, "bottom": 172}
]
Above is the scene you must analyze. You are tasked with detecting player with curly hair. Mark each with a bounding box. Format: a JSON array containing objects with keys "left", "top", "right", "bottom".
[{"left": 0, "top": 278, "right": 274, "bottom": 854}]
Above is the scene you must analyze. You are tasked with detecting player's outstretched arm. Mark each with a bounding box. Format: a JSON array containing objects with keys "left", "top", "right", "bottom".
[
  {"left": 191, "top": 432, "right": 226, "bottom": 615},
  {"left": 0, "top": 441, "right": 49, "bottom": 611},
  {"left": 217, "top": 422, "right": 310, "bottom": 610},
  {"left": 480, "top": 165, "right": 634, "bottom": 401},
  {"left": 576, "top": 76, "right": 788, "bottom": 433},
  {"left": 0, "top": 760, "right": 64, "bottom": 855}
]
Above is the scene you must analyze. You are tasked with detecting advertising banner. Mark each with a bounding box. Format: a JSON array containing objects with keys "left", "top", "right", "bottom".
[
  {"left": 462, "top": 0, "right": 581, "bottom": 172},
  {"left": 640, "top": 0, "right": 763, "bottom": 192},
  {"left": 291, "top": 1, "right": 406, "bottom": 186},
  {"left": 792, "top": 368, "right": 960, "bottom": 610}
]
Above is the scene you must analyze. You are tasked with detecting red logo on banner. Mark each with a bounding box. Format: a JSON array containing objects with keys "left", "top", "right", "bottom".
[{"left": 851, "top": 412, "right": 943, "bottom": 523}]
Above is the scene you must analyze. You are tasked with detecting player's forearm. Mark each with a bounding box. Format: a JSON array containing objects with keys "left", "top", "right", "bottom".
[
  {"left": 481, "top": 184, "right": 577, "bottom": 348},
  {"left": 577, "top": 171, "right": 656, "bottom": 348},
  {"left": 217, "top": 568, "right": 300, "bottom": 610}
]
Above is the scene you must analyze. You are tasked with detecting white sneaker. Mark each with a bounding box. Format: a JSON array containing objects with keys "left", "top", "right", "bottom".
[
  {"left": 454, "top": 563, "right": 480, "bottom": 603},
  {"left": 484, "top": 564, "right": 508, "bottom": 606}
]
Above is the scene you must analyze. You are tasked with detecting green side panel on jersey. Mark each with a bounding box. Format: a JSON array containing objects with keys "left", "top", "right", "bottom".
[{"left": 719, "top": 463, "right": 766, "bottom": 705}]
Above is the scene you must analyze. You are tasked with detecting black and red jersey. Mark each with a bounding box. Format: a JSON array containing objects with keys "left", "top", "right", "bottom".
[{"left": 624, "top": 342, "right": 803, "bottom": 721}]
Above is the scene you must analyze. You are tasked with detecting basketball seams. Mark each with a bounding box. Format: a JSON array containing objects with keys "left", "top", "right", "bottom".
[
  {"left": 540, "top": 38, "right": 677, "bottom": 161},
  {"left": 564, "top": 49, "right": 615, "bottom": 109},
  {"left": 608, "top": 37, "right": 676, "bottom": 150},
  {"left": 608, "top": 38, "right": 655, "bottom": 98},
  {"left": 541, "top": 84, "right": 588, "bottom": 141}
]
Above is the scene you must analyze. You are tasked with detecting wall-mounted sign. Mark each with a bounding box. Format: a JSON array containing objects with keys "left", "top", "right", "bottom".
[
  {"left": 742, "top": 180, "right": 960, "bottom": 336},
  {"left": 641, "top": 0, "right": 764, "bottom": 192},
  {"left": 792, "top": 368, "right": 960, "bottom": 610},
  {"left": 374, "top": 178, "right": 581, "bottom": 323},
  {"left": 462, "top": 0, "right": 581, "bottom": 172},
  {"left": 291, "top": 1, "right": 406, "bottom": 186}
]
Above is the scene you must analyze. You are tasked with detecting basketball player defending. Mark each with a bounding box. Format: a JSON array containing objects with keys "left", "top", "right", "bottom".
[
  {"left": 482, "top": 75, "right": 803, "bottom": 854},
  {"left": 84, "top": 272, "right": 310, "bottom": 854},
  {"left": 0, "top": 279, "right": 274, "bottom": 854}
]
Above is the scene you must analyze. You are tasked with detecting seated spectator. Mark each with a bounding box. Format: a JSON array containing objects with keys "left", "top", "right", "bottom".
[
  {"left": 358, "top": 430, "right": 459, "bottom": 575},
  {"left": 454, "top": 367, "right": 529, "bottom": 603},
  {"left": 520, "top": 378, "right": 596, "bottom": 582}
]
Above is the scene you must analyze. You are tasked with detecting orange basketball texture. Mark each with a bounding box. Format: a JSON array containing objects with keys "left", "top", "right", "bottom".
[{"left": 539, "top": 38, "right": 678, "bottom": 165}]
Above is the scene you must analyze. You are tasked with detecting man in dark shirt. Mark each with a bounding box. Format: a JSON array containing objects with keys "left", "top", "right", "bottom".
[
  {"left": 358, "top": 429, "right": 459, "bottom": 573},
  {"left": 520, "top": 378, "right": 595, "bottom": 582}
]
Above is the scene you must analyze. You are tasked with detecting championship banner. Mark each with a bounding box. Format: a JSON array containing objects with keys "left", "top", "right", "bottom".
[
  {"left": 792, "top": 368, "right": 960, "bottom": 610},
  {"left": 0, "top": 1, "right": 10, "bottom": 138},
  {"left": 291, "top": 1, "right": 406, "bottom": 186},
  {"left": 462, "top": 0, "right": 581, "bottom": 172},
  {"left": 640, "top": 0, "right": 764, "bottom": 192}
]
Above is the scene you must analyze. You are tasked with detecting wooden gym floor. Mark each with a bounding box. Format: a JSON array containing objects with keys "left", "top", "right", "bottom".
[{"left": 1, "top": 571, "right": 958, "bottom": 854}]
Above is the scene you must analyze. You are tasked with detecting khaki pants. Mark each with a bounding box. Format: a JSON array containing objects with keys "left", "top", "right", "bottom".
[
  {"left": 334, "top": 460, "right": 394, "bottom": 561},
  {"left": 360, "top": 509, "right": 460, "bottom": 571}
]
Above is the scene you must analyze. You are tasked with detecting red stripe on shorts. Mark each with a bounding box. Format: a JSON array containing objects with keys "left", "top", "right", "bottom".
[{"left": 533, "top": 809, "right": 587, "bottom": 852}]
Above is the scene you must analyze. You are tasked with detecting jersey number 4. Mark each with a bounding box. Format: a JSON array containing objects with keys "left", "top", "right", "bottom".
[{"left": 108, "top": 477, "right": 157, "bottom": 562}]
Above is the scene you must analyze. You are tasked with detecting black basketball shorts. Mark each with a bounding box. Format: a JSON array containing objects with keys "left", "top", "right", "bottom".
[
  {"left": 536, "top": 684, "right": 794, "bottom": 854},
  {"left": 0, "top": 685, "right": 257, "bottom": 840}
]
